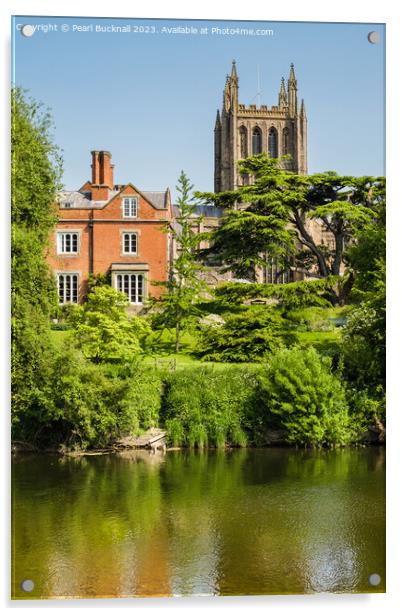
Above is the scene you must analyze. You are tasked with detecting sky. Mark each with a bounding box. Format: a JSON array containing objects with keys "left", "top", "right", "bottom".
[{"left": 12, "top": 16, "right": 385, "bottom": 201}]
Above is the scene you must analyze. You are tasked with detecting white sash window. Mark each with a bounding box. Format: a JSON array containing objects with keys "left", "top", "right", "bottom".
[{"left": 57, "top": 273, "right": 79, "bottom": 303}]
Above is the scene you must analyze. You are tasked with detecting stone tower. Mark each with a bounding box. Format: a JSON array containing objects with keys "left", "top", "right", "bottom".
[{"left": 214, "top": 61, "right": 308, "bottom": 192}]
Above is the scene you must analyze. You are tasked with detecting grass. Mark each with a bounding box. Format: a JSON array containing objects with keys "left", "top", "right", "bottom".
[{"left": 50, "top": 305, "right": 344, "bottom": 367}]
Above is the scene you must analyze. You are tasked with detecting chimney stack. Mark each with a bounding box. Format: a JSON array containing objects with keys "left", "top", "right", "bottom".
[{"left": 90, "top": 150, "right": 114, "bottom": 200}]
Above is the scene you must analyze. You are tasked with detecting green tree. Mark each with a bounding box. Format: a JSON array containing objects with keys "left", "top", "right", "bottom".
[
  {"left": 197, "top": 308, "right": 294, "bottom": 362},
  {"left": 11, "top": 88, "right": 63, "bottom": 434},
  {"left": 197, "top": 154, "right": 384, "bottom": 303},
  {"left": 341, "top": 205, "right": 386, "bottom": 395},
  {"left": 214, "top": 277, "right": 335, "bottom": 313},
  {"left": 258, "top": 347, "right": 353, "bottom": 447},
  {"left": 151, "top": 171, "right": 207, "bottom": 352},
  {"left": 70, "top": 286, "right": 150, "bottom": 364}
]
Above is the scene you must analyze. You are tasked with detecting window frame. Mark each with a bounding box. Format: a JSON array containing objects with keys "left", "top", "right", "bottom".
[
  {"left": 114, "top": 272, "right": 146, "bottom": 305},
  {"left": 56, "top": 230, "right": 80, "bottom": 255},
  {"left": 57, "top": 272, "right": 79, "bottom": 304},
  {"left": 121, "top": 231, "right": 138, "bottom": 256},
  {"left": 122, "top": 196, "right": 138, "bottom": 219}
]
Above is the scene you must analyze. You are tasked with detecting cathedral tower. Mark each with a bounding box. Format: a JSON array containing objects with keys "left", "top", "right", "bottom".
[{"left": 214, "top": 61, "right": 308, "bottom": 192}]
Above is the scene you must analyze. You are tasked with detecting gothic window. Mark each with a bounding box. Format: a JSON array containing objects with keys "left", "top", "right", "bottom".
[
  {"left": 268, "top": 127, "right": 278, "bottom": 158},
  {"left": 282, "top": 127, "right": 290, "bottom": 155},
  {"left": 239, "top": 126, "right": 248, "bottom": 158},
  {"left": 252, "top": 127, "right": 262, "bottom": 155}
]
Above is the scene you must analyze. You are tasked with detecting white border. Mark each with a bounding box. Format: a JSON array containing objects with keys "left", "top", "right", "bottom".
[{"left": 2, "top": 1, "right": 401, "bottom": 614}]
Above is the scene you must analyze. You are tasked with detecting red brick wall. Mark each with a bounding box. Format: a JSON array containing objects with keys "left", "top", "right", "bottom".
[{"left": 47, "top": 184, "right": 171, "bottom": 303}]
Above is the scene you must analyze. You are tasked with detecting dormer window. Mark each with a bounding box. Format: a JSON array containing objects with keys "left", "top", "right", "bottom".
[
  {"left": 63, "top": 202, "right": 72, "bottom": 209},
  {"left": 122, "top": 196, "right": 138, "bottom": 218}
]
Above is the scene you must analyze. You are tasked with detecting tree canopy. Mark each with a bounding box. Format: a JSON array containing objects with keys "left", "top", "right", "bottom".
[
  {"left": 150, "top": 171, "right": 207, "bottom": 352},
  {"left": 11, "top": 88, "right": 63, "bottom": 431},
  {"left": 196, "top": 154, "right": 385, "bottom": 303}
]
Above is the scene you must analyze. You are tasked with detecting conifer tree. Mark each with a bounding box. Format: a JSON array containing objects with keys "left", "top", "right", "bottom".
[{"left": 153, "top": 171, "right": 207, "bottom": 353}]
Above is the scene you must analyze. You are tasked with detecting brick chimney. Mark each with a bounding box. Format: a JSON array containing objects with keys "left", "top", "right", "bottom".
[{"left": 91, "top": 150, "right": 114, "bottom": 200}]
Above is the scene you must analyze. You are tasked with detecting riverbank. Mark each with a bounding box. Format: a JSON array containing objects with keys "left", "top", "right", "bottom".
[
  {"left": 12, "top": 346, "right": 386, "bottom": 452},
  {"left": 11, "top": 422, "right": 385, "bottom": 456}
]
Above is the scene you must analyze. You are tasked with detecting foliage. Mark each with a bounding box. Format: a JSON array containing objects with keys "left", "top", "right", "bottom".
[
  {"left": 215, "top": 277, "right": 336, "bottom": 312},
  {"left": 196, "top": 308, "right": 294, "bottom": 362},
  {"left": 11, "top": 88, "right": 63, "bottom": 428},
  {"left": 285, "top": 306, "right": 349, "bottom": 332},
  {"left": 346, "top": 387, "right": 386, "bottom": 435},
  {"left": 150, "top": 171, "right": 207, "bottom": 352},
  {"left": 341, "top": 296, "right": 385, "bottom": 390},
  {"left": 197, "top": 154, "right": 385, "bottom": 302},
  {"left": 341, "top": 206, "right": 385, "bottom": 393},
  {"left": 162, "top": 367, "right": 259, "bottom": 448},
  {"left": 14, "top": 343, "right": 162, "bottom": 449},
  {"left": 70, "top": 286, "right": 150, "bottom": 364},
  {"left": 86, "top": 272, "right": 112, "bottom": 294},
  {"left": 258, "top": 347, "right": 353, "bottom": 447}
]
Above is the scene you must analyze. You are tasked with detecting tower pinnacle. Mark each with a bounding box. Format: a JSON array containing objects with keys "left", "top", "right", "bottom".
[
  {"left": 287, "top": 63, "right": 298, "bottom": 116},
  {"left": 279, "top": 77, "right": 287, "bottom": 107},
  {"left": 288, "top": 63, "right": 297, "bottom": 84},
  {"left": 231, "top": 60, "right": 238, "bottom": 83}
]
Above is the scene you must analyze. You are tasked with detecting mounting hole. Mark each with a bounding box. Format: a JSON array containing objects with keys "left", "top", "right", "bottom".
[
  {"left": 367, "top": 31, "right": 380, "bottom": 44},
  {"left": 20, "top": 579, "right": 34, "bottom": 592},
  {"left": 368, "top": 573, "right": 381, "bottom": 586},
  {"left": 21, "top": 25, "right": 35, "bottom": 37}
]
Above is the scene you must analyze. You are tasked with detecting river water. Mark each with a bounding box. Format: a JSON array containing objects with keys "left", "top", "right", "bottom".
[{"left": 12, "top": 447, "right": 385, "bottom": 598}]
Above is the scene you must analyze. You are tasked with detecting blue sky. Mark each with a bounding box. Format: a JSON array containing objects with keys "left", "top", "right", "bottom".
[{"left": 12, "top": 16, "right": 385, "bottom": 201}]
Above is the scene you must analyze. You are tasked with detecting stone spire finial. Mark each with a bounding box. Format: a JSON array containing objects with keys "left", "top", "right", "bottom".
[
  {"left": 230, "top": 60, "right": 238, "bottom": 83},
  {"left": 279, "top": 77, "right": 287, "bottom": 107},
  {"left": 215, "top": 109, "right": 221, "bottom": 129},
  {"left": 289, "top": 63, "right": 297, "bottom": 84},
  {"left": 300, "top": 98, "right": 306, "bottom": 117}
]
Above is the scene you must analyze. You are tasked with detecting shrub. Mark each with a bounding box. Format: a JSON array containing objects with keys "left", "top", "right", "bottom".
[
  {"left": 13, "top": 343, "right": 162, "bottom": 450},
  {"left": 162, "top": 366, "right": 259, "bottom": 447},
  {"left": 70, "top": 286, "right": 151, "bottom": 363},
  {"left": 341, "top": 301, "right": 385, "bottom": 392},
  {"left": 196, "top": 308, "right": 295, "bottom": 362},
  {"left": 258, "top": 347, "right": 353, "bottom": 447}
]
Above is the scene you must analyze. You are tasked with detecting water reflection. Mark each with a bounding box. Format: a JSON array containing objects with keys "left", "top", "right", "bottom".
[{"left": 12, "top": 447, "right": 385, "bottom": 598}]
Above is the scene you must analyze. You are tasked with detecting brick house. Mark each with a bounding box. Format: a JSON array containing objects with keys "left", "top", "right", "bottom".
[{"left": 47, "top": 151, "right": 173, "bottom": 308}]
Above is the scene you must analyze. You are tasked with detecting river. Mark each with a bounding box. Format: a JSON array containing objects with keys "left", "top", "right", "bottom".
[{"left": 12, "top": 447, "right": 385, "bottom": 598}]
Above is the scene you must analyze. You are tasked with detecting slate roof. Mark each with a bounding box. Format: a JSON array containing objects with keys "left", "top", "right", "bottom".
[
  {"left": 57, "top": 190, "right": 114, "bottom": 209},
  {"left": 142, "top": 191, "right": 168, "bottom": 210},
  {"left": 57, "top": 187, "right": 169, "bottom": 210}
]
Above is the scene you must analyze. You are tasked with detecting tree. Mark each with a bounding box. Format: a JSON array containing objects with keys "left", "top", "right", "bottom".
[
  {"left": 70, "top": 286, "right": 151, "bottom": 364},
  {"left": 341, "top": 205, "right": 385, "bottom": 394},
  {"left": 197, "top": 154, "right": 385, "bottom": 303},
  {"left": 258, "top": 347, "right": 353, "bottom": 447},
  {"left": 11, "top": 88, "right": 63, "bottom": 434},
  {"left": 214, "top": 277, "right": 336, "bottom": 312},
  {"left": 197, "top": 308, "right": 295, "bottom": 362},
  {"left": 151, "top": 171, "right": 207, "bottom": 352}
]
